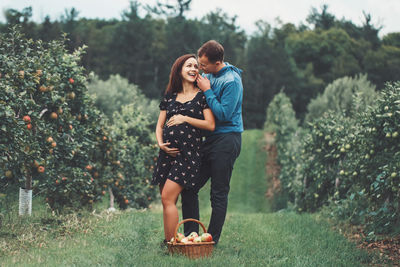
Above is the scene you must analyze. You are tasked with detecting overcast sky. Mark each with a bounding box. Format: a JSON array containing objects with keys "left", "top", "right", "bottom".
[{"left": 1, "top": 0, "right": 399, "bottom": 36}]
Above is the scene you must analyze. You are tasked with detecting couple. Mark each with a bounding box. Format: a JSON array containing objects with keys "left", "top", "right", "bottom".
[{"left": 151, "top": 40, "right": 243, "bottom": 246}]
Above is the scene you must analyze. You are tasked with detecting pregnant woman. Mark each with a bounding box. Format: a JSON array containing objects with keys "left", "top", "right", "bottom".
[{"left": 151, "top": 54, "right": 215, "bottom": 244}]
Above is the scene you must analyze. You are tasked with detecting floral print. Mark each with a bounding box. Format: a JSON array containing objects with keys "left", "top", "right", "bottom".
[{"left": 151, "top": 91, "right": 209, "bottom": 188}]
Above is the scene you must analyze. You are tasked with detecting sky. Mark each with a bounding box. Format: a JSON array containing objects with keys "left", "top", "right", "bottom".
[{"left": 1, "top": 0, "right": 399, "bottom": 36}]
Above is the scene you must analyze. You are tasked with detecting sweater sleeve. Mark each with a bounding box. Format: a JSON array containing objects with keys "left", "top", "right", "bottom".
[{"left": 204, "top": 80, "right": 240, "bottom": 122}]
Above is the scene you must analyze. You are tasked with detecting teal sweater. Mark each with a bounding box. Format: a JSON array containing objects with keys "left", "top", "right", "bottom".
[{"left": 203, "top": 62, "right": 244, "bottom": 135}]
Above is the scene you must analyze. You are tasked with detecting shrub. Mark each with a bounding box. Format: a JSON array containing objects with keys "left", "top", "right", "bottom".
[
  {"left": 265, "top": 79, "right": 400, "bottom": 235},
  {"left": 87, "top": 74, "right": 159, "bottom": 125},
  {"left": 264, "top": 92, "right": 304, "bottom": 208},
  {"left": 0, "top": 27, "right": 156, "bottom": 211},
  {"left": 305, "top": 74, "right": 376, "bottom": 122},
  {"left": 108, "top": 104, "right": 158, "bottom": 209}
]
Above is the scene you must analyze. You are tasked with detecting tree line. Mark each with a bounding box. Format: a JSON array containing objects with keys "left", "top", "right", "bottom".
[{"left": 1, "top": 1, "right": 400, "bottom": 128}]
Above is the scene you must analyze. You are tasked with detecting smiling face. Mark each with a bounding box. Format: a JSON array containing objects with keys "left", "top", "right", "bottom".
[{"left": 181, "top": 57, "right": 199, "bottom": 83}]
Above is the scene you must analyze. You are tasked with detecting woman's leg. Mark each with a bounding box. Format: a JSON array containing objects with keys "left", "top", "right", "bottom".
[{"left": 161, "top": 179, "right": 183, "bottom": 241}]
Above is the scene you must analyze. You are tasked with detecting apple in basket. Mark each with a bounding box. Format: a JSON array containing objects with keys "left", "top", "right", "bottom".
[
  {"left": 187, "top": 232, "right": 198, "bottom": 241},
  {"left": 193, "top": 236, "right": 202, "bottom": 243},
  {"left": 180, "top": 237, "right": 190, "bottom": 244},
  {"left": 200, "top": 233, "right": 213, "bottom": 242},
  {"left": 176, "top": 233, "right": 185, "bottom": 242}
]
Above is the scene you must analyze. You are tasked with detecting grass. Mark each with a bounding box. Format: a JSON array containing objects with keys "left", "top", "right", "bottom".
[
  {"left": 0, "top": 210, "right": 375, "bottom": 266},
  {"left": 0, "top": 130, "right": 383, "bottom": 266}
]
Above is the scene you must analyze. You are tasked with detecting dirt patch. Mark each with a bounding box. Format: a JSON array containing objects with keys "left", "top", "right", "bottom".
[
  {"left": 264, "top": 132, "right": 281, "bottom": 199},
  {"left": 360, "top": 237, "right": 400, "bottom": 266},
  {"left": 331, "top": 223, "right": 400, "bottom": 266}
]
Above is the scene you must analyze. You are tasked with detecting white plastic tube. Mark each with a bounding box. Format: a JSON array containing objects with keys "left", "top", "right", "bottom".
[{"left": 19, "top": 188, "right": 32, "bottom": 216}]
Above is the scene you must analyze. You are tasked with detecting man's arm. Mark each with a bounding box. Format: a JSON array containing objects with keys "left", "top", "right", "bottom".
[
  {"left": 204, "top": 81, "right": 241, "bottom": 122},
  {"left": 197, "top": 75, "right": 241, "bottom": 122}
]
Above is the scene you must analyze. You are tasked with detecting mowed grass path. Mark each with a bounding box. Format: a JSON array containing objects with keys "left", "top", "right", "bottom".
[{"left": 1, "top": 130, "right": 376, "bottom": 266}]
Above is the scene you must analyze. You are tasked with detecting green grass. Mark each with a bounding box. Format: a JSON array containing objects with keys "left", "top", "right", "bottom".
[
  {"left": 0, "top": 130, "right": 382, "bottom": 266},
  {"left": 0, "top": 210, "right": 374, "bottom": 266}
]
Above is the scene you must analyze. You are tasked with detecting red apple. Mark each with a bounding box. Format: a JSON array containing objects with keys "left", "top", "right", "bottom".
[
  {"left": 187, "top": 232, "right": 198, "bottom": 241},
  {"left": 176, "top": 233, "right": 185, "bottom": 242},
  {"left": 50, "top": 112, "right": 58, "bottom": 119},
  {"left": 69, "top": 78, "right": 74, "bottom": 84},
  {"left": 23, "top": 115, "right": 31, "bottom": 123},
  {"left": 200, "top": 233, "right": 213, "bottom": 242},
  {"left": 37, "top": 166, "right": 45, "bottom": 173}
]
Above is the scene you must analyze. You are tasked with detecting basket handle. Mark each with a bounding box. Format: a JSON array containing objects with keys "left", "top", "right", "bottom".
[{"left": 172, "top": 218, "right": 207, "bottom": 245}]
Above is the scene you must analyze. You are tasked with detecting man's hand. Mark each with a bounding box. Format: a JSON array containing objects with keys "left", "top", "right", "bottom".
[
  {"left": 167, "top": 115, "right": 186, "bottom": 127},
  {"left": 159, "top": 142, "right": 180, "bottom": 157},
  {"left": 196, "top": 75, "right": 211, "bottom": 92}
]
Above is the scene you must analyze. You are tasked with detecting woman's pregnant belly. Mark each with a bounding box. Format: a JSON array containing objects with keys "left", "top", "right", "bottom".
[{"left": 163, "top": 125, "right": 182, "bottom": 149}]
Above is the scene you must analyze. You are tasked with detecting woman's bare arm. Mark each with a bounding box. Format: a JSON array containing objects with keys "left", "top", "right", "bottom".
[
  {"left": 166, "top": 108, "right": 215, "bottom": 131},
  {"left": 156, "top": 110, "right": 180, "bottom": 156}
]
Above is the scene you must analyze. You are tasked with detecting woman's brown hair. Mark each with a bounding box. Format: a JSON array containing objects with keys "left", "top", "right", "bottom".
[{"left": 165, "top": 54, "right": 196, "bottom": 94}]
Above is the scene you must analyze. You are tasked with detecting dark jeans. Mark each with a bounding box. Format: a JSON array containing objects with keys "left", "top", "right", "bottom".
[{"left": 181, "top": 132, "right": 241, "bottom": 244}]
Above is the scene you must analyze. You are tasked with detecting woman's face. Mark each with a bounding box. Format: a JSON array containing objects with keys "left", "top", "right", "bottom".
[{"left": 181, "top": 57, "right": 199, "bottom": 83}]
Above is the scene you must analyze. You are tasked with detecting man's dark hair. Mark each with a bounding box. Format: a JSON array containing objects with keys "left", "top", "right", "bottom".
[{"left": 197, "top": 40, "right": 224, "bottom": 63}]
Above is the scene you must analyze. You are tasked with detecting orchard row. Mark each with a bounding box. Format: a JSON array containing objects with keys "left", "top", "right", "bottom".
[
  {"left": 0, "top": 27, "right": 157, "bottom": 211},
  {"left": 265, "top": 81, "right": 400, "bottom": 236}
]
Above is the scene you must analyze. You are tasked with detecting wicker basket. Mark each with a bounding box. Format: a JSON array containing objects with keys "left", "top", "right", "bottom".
[{"left": 167, "top": 218, "right": 215, "bottom": 259}]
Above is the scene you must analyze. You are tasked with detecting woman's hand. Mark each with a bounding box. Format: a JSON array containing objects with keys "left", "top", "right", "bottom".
[
  {"left": 159, "top": 142, "right": 180, "bottom": 157},
  {"left": 167, "top": 115, "right": 187, "bottom": 127}
]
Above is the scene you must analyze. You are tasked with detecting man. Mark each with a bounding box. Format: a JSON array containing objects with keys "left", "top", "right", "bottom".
[{"left": 181, "top": 40, "right": 243, "bottom": 245}]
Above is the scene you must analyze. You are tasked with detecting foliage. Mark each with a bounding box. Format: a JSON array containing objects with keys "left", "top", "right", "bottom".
[
  {"left": 244, "top": 22, "right": 300, "bottom": 128},
  {"left": 0, "top": 139, "right": 381, "bottom": 265},
  {"left": 305, "top": 74, "right": 377, "bottom": 122},
  {"left": 0, "top": 27, "right": 156, "bottom": 211},
  {"left": 1, "top": 3, "right": 400, "bottom": 128},
  {"left": 108, "top": 104, "right": 158, "bottom": 209},
  {"left": 87, "top": 74, "right": 159, "bottom": 124},
  {"left": 382, "top": 32, "right": 400, "bottom": 47},
  {"left": 264, "top": 92, "right": 304, "bottom": 207},
  {"left": 265, "top": 81, "right": 400, "bottom": 235}
]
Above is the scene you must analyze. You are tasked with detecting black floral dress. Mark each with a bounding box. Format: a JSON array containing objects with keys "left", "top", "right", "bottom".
[{"left": 151, "top": 91, "right": 209, "bottom": 189}]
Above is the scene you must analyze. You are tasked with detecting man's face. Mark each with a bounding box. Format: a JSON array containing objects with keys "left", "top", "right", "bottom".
[{"left": 198, "top": 55, "right": 220, "bottom": 74}]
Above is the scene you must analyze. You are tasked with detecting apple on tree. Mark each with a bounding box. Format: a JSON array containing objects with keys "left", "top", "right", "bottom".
[{"left": 23, "top": 115, "right": 31, "bottom": 123}]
